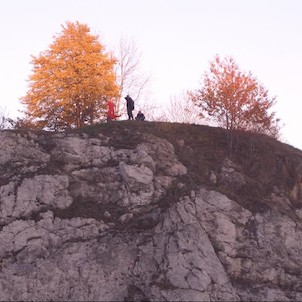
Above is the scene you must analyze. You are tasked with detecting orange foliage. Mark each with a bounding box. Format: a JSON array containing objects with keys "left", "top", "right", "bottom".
[
  {"left": 190, "top": 55, "right": 280, "bottom": 137},
  {"left": 21, "top": 21, "right": 119, "bottom": 130}
]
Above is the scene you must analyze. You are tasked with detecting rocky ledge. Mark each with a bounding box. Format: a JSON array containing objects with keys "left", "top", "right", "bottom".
[{"left": 0, "top": 122, "right": 302, "bottom": 301}]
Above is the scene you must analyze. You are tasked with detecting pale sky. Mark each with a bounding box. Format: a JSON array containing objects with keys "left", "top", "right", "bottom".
[{"left": 1, "top": 0, "right": 302, "bottom": 149}]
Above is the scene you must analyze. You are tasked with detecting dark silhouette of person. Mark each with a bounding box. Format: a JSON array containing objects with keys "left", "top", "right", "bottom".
[
  {"left": 125, "top": 95, "right": 134, "bottom": 120},
  {"left": 135, "top": 111, "right": 145, "bottom": 121}
]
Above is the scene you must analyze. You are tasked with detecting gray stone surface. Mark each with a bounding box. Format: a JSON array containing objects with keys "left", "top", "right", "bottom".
[{"left": 0, "top": 129, "right": 302, "bottom": 301}]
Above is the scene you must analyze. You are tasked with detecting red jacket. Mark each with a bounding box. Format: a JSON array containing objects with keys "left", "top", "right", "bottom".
[{"left": 107, "top": 101, "right": 120, "bottom": 120}]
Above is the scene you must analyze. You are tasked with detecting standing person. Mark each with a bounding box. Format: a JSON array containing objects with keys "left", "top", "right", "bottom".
[{"left": 125, "top": 95, "right": 134, "bottom": 120}]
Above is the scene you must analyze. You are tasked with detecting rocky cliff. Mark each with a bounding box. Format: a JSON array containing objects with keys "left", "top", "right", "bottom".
[{"left": 1, "top": 121, "right": 302, "bottom": 301}]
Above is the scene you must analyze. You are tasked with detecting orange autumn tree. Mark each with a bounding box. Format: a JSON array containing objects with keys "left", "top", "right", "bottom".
[
  {"left": 21, "top": 21, "right": 119, "bottom": 130},
  {"left": 189, "top": 55, "right": 280, "bottom": 137}
]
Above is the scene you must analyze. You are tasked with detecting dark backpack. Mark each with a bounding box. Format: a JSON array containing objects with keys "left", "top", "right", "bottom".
[{"left": 130, "top": 99, "right": 134, "bottom": 110}]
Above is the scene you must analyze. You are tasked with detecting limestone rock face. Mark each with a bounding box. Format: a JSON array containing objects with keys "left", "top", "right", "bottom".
[{"left": 0, "top": 127, "right": 302, "bottom": 301}]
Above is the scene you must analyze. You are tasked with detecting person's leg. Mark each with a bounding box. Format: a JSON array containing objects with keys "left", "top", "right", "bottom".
[{"left": 127, "top": 108, "right": 131, "bottom": 119}]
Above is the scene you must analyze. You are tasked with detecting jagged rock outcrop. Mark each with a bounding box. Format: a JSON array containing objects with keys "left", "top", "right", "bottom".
[{"left": 1, "top": 123, "right": 302, "bottom": 301}]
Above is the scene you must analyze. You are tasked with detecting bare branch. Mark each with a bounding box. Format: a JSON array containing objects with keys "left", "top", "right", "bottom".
[
  {"left": 163, "top": 93, "right": 204, "bottom": 124},
  {"left": 114, "top": 35, "right": 152, "bottom": 116}
]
